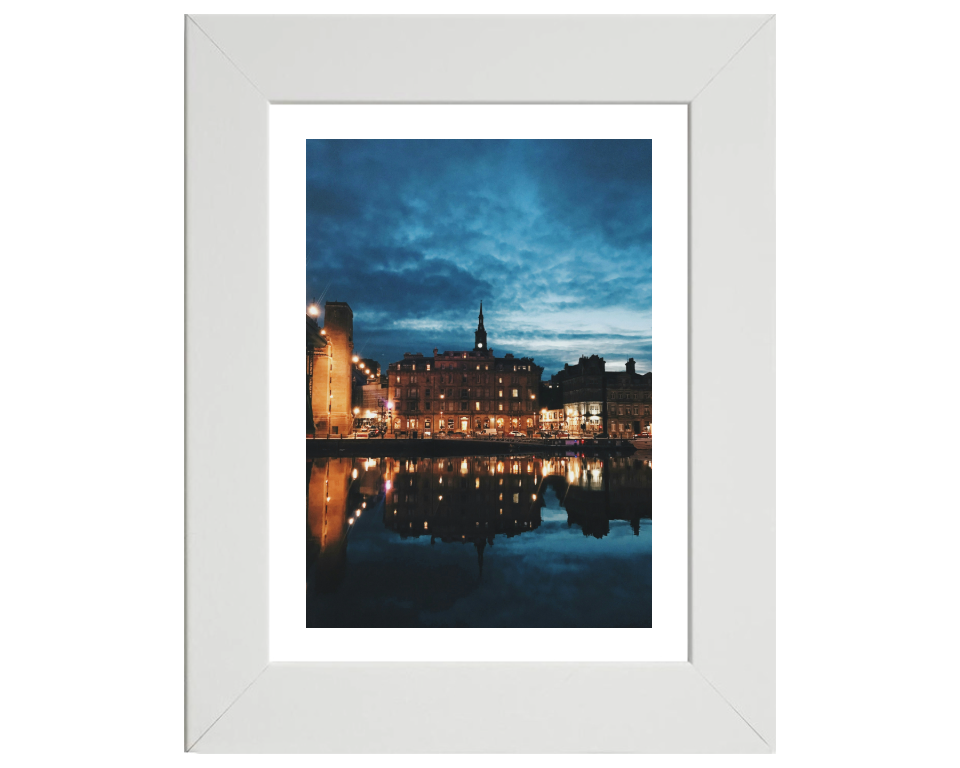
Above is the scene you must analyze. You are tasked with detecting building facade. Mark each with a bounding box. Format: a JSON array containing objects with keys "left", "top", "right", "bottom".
[
  {"left": 386, "top": 304, "right": 544, "bottom": 436},
  {"left": 554, "top": 355, "right": 653, "bottom": 438},
  {"left": 555, "top": 355, "right": 607, "bottom": 435},
  {"left": 605, "top": 358, "right": 653, "bottom": 437},
  {"left": 307, "top": 301, "right": 355, "bottom": 436},
  {"left": 538, "top": 408, "right": 565, "bottom": 432}
]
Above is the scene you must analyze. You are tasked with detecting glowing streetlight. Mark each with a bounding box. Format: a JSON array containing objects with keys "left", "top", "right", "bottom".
[
  {"left": 353, "top": 407, "right": 359, "bottom": 415},
  {"left": 352, "top": 355, "right": 359, "bottom": 363},
  {"left": 307, "top": 304, "right": 319, "bottom": 317}
]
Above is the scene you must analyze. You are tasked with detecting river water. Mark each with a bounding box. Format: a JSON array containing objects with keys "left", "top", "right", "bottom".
[{"left": 307, "top": 452, "right": 652, "bottom": 628}]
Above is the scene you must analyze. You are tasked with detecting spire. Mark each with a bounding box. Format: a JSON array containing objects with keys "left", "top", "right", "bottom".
[{"left": 474, "top": 302, "right": 488, "bottom": 351}]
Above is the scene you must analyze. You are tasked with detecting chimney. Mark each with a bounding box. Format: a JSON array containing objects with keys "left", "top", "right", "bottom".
[{"left": 626, "top": 358, "right": 636, "bottom": 374}]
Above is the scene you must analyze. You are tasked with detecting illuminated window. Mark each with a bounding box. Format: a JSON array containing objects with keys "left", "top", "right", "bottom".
[
  {"left": 475, "top": 402, "right": 480, "bottom": 410},
  {"left": 498, "top": 404, "right": 503, "bottom": 411},
  {"left": 512, "top": 389, "right": 518, "bottom": 398}
]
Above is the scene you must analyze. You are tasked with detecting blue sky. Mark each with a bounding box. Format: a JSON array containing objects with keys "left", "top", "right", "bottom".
[{"left": 306, "top": 139, "right": 652, "bottom": 377}]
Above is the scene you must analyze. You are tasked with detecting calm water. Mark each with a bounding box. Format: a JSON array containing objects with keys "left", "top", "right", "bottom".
[{"left": 306, "top": 453, "right": 652, "bottom": 628}]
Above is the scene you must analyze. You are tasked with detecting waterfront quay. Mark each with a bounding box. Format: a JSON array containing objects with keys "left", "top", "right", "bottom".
[{"left": 306, "top": 434, "right": 638, "bottom": 459}]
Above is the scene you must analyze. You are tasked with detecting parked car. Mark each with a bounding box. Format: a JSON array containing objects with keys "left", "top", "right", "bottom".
[
  {"left": 452, "top": 430, "right": 466, "bottom": 438},
  {"left": 508, "top": 430, "right": 525, "bottom": 438},
  {"left": 556, "top": 431, "right": 569, "bottom": 438}
]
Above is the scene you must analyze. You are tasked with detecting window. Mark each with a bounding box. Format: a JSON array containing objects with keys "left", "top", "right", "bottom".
[
  {"left": 498, "top": 403, "right": 503, "bottom": 411},
  {"left": 426, "top": 364, "right": 431, "bottom": 371},
  {"left": 475, "top": 402, "right": 481, "bottom": 410},
  {"left": 425, "top": 389, "right": 431, "bottom": 398},
  {"left": 512, "top": 389, "right": 519, "bottom": 398},
  {"left": 498, "top": 390, "right": 503, "bottom": 398}
]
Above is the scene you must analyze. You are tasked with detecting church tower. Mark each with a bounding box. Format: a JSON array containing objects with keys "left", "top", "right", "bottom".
[{"left": 474, "top": 301, "right": 488, "bottom": 352}]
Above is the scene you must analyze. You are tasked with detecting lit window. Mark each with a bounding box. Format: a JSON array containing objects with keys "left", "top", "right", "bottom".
[
  {"left": 512, "top": 389, "right": 519, "bottom": 398},
  {"left": 498, "top": 404, "right": 503, "bottom": 411}
]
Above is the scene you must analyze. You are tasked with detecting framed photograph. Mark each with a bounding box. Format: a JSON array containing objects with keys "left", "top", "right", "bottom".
[{"left": 186, "top": 14, "right": 774, "bottom": 753}]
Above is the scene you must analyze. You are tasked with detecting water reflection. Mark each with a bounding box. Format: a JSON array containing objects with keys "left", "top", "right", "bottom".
[{"left": 306, "top": 453, "right": 652, "bottom": 627}]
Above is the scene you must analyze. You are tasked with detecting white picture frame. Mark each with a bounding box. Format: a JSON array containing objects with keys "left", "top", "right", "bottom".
[{"left": 185, "top": 14, "right": 775, "bottom": 753}]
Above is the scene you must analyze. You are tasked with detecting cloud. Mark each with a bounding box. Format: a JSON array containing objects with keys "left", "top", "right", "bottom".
[{"left": 306, "top": 139, "right": 653, "bottom": 375}]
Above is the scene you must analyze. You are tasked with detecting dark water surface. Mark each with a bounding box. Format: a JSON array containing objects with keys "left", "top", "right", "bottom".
[{"left": 306, "top": 453, "right": 652, "bottom": 628}]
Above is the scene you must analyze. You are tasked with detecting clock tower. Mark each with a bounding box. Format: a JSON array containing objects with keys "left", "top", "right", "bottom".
[{"left": 474, "top": 301, "right": 488, "bottom": 352}]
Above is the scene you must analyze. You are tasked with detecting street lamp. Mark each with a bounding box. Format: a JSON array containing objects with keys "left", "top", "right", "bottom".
[{"left": 307, "top": 304, "right": 319, "bottom": 318}]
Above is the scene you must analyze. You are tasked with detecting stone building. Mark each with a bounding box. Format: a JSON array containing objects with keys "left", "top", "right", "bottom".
[
  {"left": 360, "top": 377, "right": 389, "bottom": 421},
  {"left": 307, "top": 301, "right": 355, "bottom": 437},
  {"left": 554, "top": 355, "right": 653, "bottom": 437},
  {"left": 538, "top": 407, "right": 565, "bottom": 432},
  {"left": 555, "top": 354, "right": 607, "bottom": 436},
  {"left": 386, "top": 304, "right": 544, "bottom": 436},
  {"left": 605, "top": 358, "right": 652, "bottom": 437}
]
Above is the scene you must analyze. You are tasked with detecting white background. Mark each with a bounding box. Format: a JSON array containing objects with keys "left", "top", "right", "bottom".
[
  {"left": 269, "top": 105, "right": 687, "bottom": 662},
  {"left": 2, "top": 1, "right": 958, "bottom": 766}
]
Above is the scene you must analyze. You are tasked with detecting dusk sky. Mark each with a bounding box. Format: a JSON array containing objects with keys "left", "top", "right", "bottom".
[{"left": 306, "top": 139, "right": 652, "bottom": 378}]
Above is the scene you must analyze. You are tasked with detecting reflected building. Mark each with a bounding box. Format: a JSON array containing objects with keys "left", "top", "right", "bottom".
[
  {"left": 556, "top": 455, "right": 652, "bottom": 537},
  {"left": 306, "top": 452, "right": 652, "bottom": 591},
  {"left": 382, "top": 456, "right": 546, "bottom": 573},
  {"left": 306, "top": 456, "right": 383, "bottom": 594}
]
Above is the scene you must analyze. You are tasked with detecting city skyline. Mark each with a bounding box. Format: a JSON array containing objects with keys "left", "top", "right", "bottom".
[{"left": 306, "top": 139, "right": 652, "bottom": 376}]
